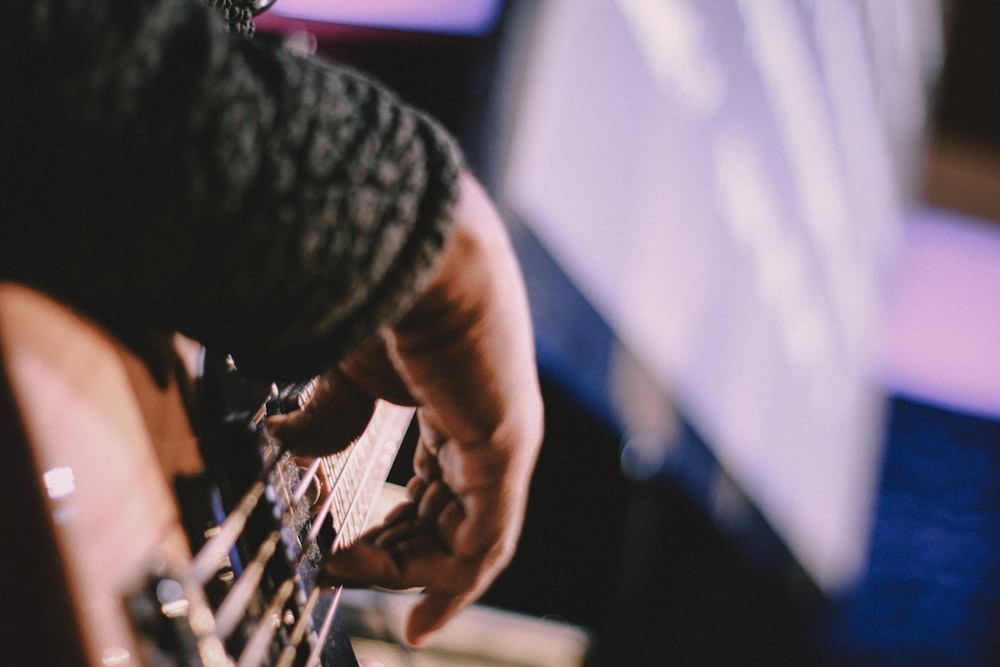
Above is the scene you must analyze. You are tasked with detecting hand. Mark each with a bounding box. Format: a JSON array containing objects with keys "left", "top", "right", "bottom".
[{"left": 268, "top": 172, "right": 544, "bottom": 646}]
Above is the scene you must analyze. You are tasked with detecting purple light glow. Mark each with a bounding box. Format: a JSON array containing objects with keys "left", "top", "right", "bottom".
[{"left": 267, "top": 0, "right": 502, "bottom": 35}]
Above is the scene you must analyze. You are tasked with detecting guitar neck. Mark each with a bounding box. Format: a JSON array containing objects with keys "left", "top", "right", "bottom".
[
  {"left": 314, "top": 401, "right": 414, "bottom": 551},
  {"left": 0, "top": 283, "right": 414, "bottom": 666},
  {"left": 171, "top": 351, "right": 415, "bottom": 666}
]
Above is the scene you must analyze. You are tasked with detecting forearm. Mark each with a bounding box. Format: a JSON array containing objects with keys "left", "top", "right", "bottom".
[
  {"left": 385, "top": 174, "right": 543, "bottom": 494},
  {"left": 313, "top": 172, "right": 545, "bottom": 645}
]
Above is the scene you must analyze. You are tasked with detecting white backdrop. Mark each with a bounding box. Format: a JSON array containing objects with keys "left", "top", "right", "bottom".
[{"left": 499, "top": 0, "right": 941, "bottom": 590}]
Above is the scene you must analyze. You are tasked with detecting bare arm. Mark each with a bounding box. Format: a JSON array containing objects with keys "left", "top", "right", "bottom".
[{"left": 270, "top": 172, "right": 544, "bottom": 645}]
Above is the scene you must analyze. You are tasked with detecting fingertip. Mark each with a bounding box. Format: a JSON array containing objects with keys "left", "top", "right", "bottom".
[
  {"left": 435, "top": 498, "right": 465, "bottom": 546},
  {"left": 405, "top": 476, "right": 428, "bottom": 502},
  {"left": 318, "top": 542, "right": 382, "bottom": 586},
  {"left": 262, "top": 414, "right": 291, "bottom": 443},
  {"left": 384, "top": 499, "right": 418, "bottom": 524},
  {"left": 404, "top": 619, "right": 433, "bottom": 649},
  {"left": 404, "top": 592, "right": 464, "bottom": 648}
]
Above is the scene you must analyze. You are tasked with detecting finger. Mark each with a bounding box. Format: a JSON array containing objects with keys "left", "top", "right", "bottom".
[
  {"left": 417, "top": 479, "right": 455, "bottom": 523},
  {"left": 415, "top": 411, "right": 446, "bottom": 456},
  {"left": 434, "top": 497, "right": 466, "bottom": 548},
  {"left": 320, "top": 534, "right": 451, "bottom": 590},
  {"left": 413, "top": 431, "right": 443, "bottom": 481},
  {"left": 338, "top": 336, "right": 417, "bottom": 406},
  {"left": 373, "top": 520, "right": 426, "bottom": 549},
  {"left": 384, "top": 499, "right": 419, "bottom": 525},
  {"left": 388, "top": 531, "right": 447, "bottom": 557},
  {"left": 406, "top": 590, "right": 472, "bottom": 647},
  {"left": 266, "top": 370, "right": 374, "bottom": 457},
  {"left": 405, "top": 476, "right": 428, "bottom": 504},
  {"left": 318, "top": 541, "right": 405, "bottom": 590}
]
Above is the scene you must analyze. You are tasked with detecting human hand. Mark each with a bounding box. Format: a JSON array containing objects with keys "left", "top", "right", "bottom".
[{"left": 268, "top": 172, "right": 543, "bottom": 646}]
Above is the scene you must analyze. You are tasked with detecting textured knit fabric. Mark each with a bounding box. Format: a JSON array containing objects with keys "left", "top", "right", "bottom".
[
  {"left": 206, "top": 0, "right": 257, "bottom": 36},
  {"left": 0, "top": 0, "right": 462, "bottom": 381}
]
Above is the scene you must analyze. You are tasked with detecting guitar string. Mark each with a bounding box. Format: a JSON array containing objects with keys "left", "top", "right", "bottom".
[
  {"left": 204, "top": 440, "right": 364, "bottom": 642},
  {"left": 189, "top": 450, "right": 320, "bottom": 590},
  {"left": 316, "top": 415, "right": 396, "bottom": 552},
  {"left": 274, "top": 586, "right": 323, "bottom": 667},
  {"left": 234, "top": 577, "right": 296, "bottom": 667},
  {"left": 305, "top": 587, "right": 344, "bottom": 667},
  {"left": 234, "top": 443, "right": 321, "bottom": 667},
  {"left": 307, "top": 405, "right": 412, "bottom": 546},
  {"left": 190, "top": 398, "right": 409, "bottom": 663},
  {"left": 237, "top": 417, "right": 398, "bottom": 662},
  {"left": 215, "top": 453, "right": 363, "bottom": 662},
  {"left": 187, "top": 382, "right": 322, "bottom": 586},
  {"left": 209, "top": 432, "right": 350, "bottom": 641},
  {"left": 188, "top": 447, "right": 286, "bottom": 585},
  {"left": 245, "top": 408, "right": 409, "bottom": 664},
  {"left": 153, "top": 368, "right": 333, "bottom": 663},
  {"left": 212, "top": 531, "right": 283, "bottom": 638},
  {"left": 296, "top": 408, "right": 413, "bottom": 666},
  {"left": 207, "top": 459, "right": 335, "bottom": 657},
  {"left": 294, "top": 458, "right": 323, "bottom": 505}
]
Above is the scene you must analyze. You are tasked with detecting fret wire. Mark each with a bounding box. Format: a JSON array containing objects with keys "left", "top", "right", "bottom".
[
  {"left": 310, "top": 401, "right": 406, "bottom": 540},
  {"left": 324, "top": 451, "right": 343, "bottom": 480},
  {"left": 285, "top": 410, "right": 413, "bottom": 615},
  {"left": 326, "top": 438, "right": 361, "bottom": 492},
  {"left": 312, "top": 404, "right": 414, "bottom": 548},
  {"left": 308, "top": 432, "right": 371, "bottom": 541},
  {"left": 310, "top": 456, "right": 369, "bottom": 547},
  {"left": 313, "top": 424, "right": 393, "bottom": 551}
]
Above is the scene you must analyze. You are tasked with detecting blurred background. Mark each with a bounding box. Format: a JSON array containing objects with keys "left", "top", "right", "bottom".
[{"left": 257, "top": 1, "right": 1000, "bottom": 664}]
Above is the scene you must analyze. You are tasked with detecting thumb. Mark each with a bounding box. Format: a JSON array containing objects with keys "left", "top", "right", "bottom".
[{"left": 266, "top": 369, "right": 375, "bottom": 457}]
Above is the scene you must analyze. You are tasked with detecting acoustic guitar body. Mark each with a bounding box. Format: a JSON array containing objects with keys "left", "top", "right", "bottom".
[{"left": 0, "top": 284, "right": 410, "bottom": 666}]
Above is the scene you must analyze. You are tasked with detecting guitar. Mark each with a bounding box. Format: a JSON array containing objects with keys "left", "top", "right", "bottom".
[{"left": 0, "top": 283, "right": 414, "bottom": 666}]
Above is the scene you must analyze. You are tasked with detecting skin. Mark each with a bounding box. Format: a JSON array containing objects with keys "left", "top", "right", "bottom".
[{"left": 267, "top": 171, "right": 544, "bottom": 646}]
